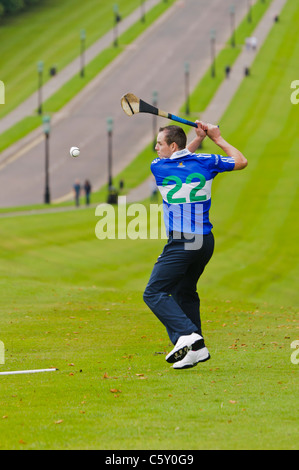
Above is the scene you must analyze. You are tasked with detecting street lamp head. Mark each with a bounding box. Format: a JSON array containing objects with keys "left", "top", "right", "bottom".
[
  {"left": 152, "top": 90, "right": 158, "bottom": 104},
  {"left": 80, "top": 29, "right": 86, "bottom": 41},
  {"left": 42, "top": 115, "right": 51, "bottom": 135},
  {"left": 230, "top": 5, "right": 235, "bottom": 15},
  {"left": 37, "top": 61, "right": 44, "bottom": 73},
  {"left": 106, "top": 117, "right": 113, "bottom": 133},
  {"left": 210, "top": 29, "right": 216, "bottom": 41},
  {"left": 184, "top": 61, "right": 190, "bottom": 74}
]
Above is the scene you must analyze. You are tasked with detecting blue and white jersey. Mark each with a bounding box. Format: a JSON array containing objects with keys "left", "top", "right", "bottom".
[{"left": 151, "top": 149, "right": 235, "bottom": 235}]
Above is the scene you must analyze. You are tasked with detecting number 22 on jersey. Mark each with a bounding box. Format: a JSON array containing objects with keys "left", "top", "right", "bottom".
[{"left": 162, "top": 172, "right": 209, "bottom": 204}]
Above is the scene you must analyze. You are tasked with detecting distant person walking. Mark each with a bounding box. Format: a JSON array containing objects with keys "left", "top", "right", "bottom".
[
  {"left": 225, "top": 65, "right": 231, "bottom": 79},
  {"left": 84, "top": 180, "right": 92, "bottom": 205},
  {"left": 73, "top": 179, "right": 81, "bottom": 207}
]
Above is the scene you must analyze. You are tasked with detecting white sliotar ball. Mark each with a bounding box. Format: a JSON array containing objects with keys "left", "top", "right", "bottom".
[{"left": 70, "top": 146, "right": 80, "bottom": 157}]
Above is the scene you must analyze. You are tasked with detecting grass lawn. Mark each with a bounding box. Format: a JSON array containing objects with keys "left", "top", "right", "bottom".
[
  {"left": 0, "top": 207, "right": 297, "bottom": 450},
  {"left": 0, "top": 0, "right": 298, "bottom": 450}
]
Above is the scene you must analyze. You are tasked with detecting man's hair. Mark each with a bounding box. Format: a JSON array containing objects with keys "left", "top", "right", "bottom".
[{"left": 159, "top": 125, "right": 187, "bottom": 150}]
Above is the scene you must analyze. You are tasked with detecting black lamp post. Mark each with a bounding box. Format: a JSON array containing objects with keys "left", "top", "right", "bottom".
[
  {"left": 247, "top": 0, "right": 252, "bottom": 23},
  {"left": 210, "top": 29, "right": 216, "bottom": 78},
  {"left": 106, "top": 117, "right": 118, "bottom": 204},
  {"left": 107, "top": 117, "right": 113, "bottom": 190},
  {"left": 42, "top": 115, "right": 51, "bottom": 204},
  {"left": 184, "top": 62, "right": 190, "bottom": 115},
  {"left": 113, "top": 4, "right": 121, "bottom": 47},
  {"left": 140, "top": 0, "right": 145, "bottom": 23},
  {"left": 37, "top": 60, "right": 44, "bottom": 115},
  {"left": 152, "top": 90, "right": 158, "bottom": 150},
  {"left": 80, "top": 29, "right": 86, "bottom": 77},
  {"left": 230, "top": 5, "right": 236, "bottom": 48}
]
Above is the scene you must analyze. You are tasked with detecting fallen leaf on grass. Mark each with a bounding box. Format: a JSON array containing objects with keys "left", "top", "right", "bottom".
[
  {"left": 110, "top": 389, "right": 121, "bottom": 394},
  {"left": 54, "top": 420, "right": 64, "bottom": 424}
]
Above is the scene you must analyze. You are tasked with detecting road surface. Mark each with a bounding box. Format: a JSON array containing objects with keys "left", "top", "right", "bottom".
[{"left": 0, "top": 0, "right": 253, "bottom": 207}]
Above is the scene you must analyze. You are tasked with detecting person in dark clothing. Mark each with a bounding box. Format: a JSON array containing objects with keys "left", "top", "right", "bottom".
[
  {"left": 73, "top": 179, "right": 81, "bottom": 207},
  {"left": 84, "top": 180, "right": 92, "bottom": 205}
]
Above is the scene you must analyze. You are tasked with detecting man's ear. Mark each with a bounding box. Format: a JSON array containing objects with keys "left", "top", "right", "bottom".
[{"left": 170, "top": 142, "right": 179, "bottom": 153}]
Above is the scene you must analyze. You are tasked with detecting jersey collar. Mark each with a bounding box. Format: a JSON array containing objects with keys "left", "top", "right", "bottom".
[{"left": 169, "top": 149, "right": 192, "bottom": 160}]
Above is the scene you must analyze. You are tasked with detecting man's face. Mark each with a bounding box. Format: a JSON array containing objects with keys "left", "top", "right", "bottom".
[{"left": 155, "top": 131, "right": 176, "bottom": 159}]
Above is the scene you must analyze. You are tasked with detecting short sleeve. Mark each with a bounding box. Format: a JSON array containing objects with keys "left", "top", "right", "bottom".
[{"left": 210, "top": 154, "right": 235, "bottom": 173}]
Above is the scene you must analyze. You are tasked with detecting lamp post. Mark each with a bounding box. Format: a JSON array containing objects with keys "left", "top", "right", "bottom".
[
  {"left": 210, "top": 29, "right": 216, "bottom": 78},
  {"left": 42, "top": 115, "right": 51, "bottom": 204},
  {"left": 113, "top": 4, "right": 121, "bottom": 47},
  {"left": 230, "top": 5, "right": 236, "bottom": 48},
  {"left": 37, "top": 60, "right": 44, "bottom": 115},
  {"left": 247, "top": 0, "right": 252, "bottom": 23},
  {"left": 106, "top": 117, "right": 118, "bottom": 204},
  {"left": 140, "top": 0, "right": 145, "bottom": 23},
  {"left": 152, "top": 90, "right": 158, "bottom": 150},
  {"left": 184, "top": 62, "right": 190, "bottom": 115},
  {"left": 80, "top": 29, "right": 86, "bottom": 77},
  {"left": 107, "top": 117, "right": 113, "bottom": 191}
]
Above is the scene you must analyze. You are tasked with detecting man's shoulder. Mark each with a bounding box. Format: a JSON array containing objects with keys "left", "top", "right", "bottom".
[{"left": 192, "top": 152, "right": 214, "bottom": 159}]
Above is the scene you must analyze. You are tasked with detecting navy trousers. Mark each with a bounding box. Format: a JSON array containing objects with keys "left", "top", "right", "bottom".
[{"left": 143, "top": 232, "right": 214, "bottom": 345}]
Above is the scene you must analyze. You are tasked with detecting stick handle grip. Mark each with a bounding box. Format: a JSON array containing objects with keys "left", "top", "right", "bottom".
[
  {"left": 168, "top": 113, "right": 198, "bottom": 128},
  {"left": 168, "top": 114, "right": 220, "bottom": 132}
]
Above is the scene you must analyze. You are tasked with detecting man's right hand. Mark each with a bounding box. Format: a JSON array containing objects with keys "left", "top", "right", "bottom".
[{"left": 206, "top": 123, "right": 221, "bottom": 142}]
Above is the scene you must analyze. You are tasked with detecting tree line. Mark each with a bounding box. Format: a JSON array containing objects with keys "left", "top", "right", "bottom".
[{"left": 0, "top": 0, "right": 44, "bottom": 17}]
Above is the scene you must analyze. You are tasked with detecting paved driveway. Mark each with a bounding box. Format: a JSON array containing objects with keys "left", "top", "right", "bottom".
[{"left": 0, "top": 0, "right": 251, "bottom": 207}]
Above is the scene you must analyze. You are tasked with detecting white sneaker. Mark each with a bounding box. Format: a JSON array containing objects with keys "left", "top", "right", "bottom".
[
  {"left": 172, "top": 347, "right": 210, "bottom": 369},
  {"left": 165, "top": 332, "right": 203, "bottom": 364}
]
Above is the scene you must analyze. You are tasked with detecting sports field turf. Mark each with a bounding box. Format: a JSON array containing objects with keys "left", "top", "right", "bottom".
[{"left": 0, "top": 0, "right": 298, "bottom": 450}]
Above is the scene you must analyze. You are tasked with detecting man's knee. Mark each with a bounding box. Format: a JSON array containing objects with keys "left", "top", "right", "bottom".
[
  {"left": 143, "top": 284, "right": 164, "bottom": 309},
  {"left": 143, "top": 285, "right": 155, "bottom": 306}
]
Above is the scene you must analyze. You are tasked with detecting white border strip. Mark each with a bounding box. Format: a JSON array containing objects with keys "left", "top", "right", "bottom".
[{"left": 0, "top": 368, "right": 58, "bottom": 376}]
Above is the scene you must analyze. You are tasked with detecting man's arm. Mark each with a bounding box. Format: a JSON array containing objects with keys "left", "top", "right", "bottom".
[
  {"left": 213, "top": 136, "right": 247, "bottom": 170},
  {"left": 206, "top": 123, "right": 247, "bottom": 170}
]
